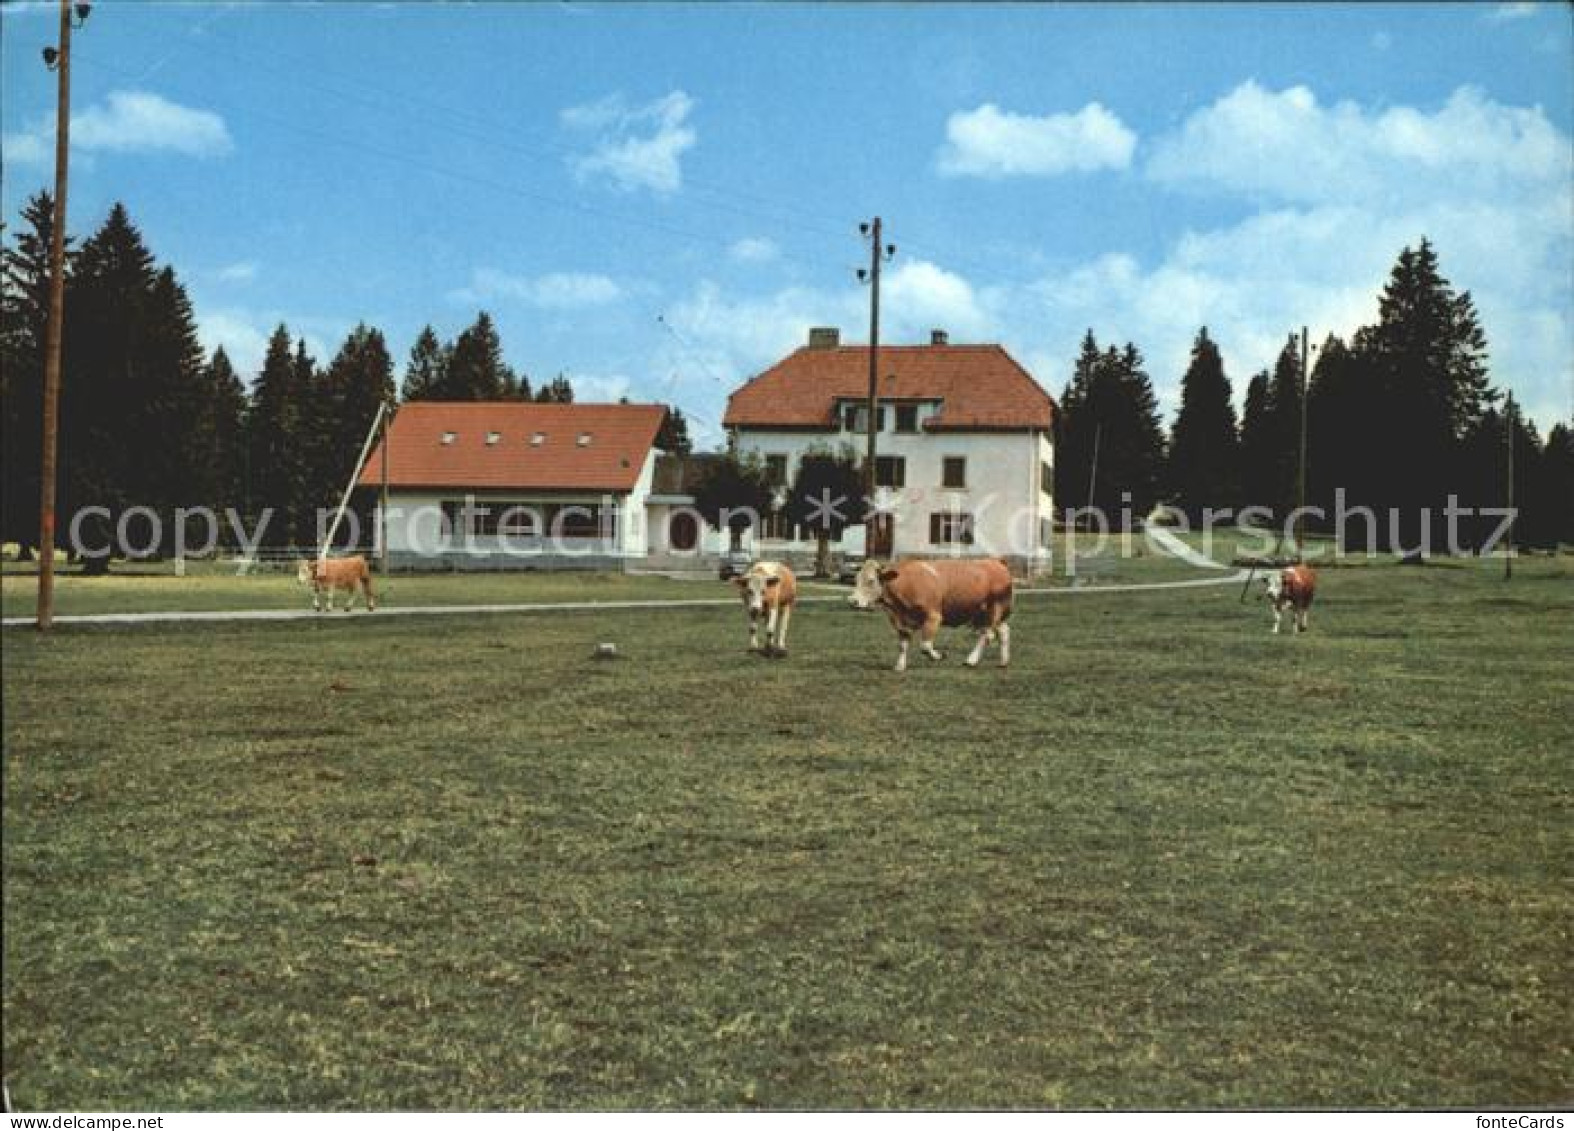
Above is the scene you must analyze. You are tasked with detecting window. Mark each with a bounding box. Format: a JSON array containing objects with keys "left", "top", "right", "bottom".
[
  {"left": 874, "top": 456, "right": 906, "bottom": 488},
  {"left": 764, "top": 454, "right": 789, "bottom": 487},
  {"left": 842, "top": 403, "right": 887, "bottom": 434},
  {"left": 894, "top": 404, "right": 919, "bottom": 434},
  {"left": 543, "top": 503, "right": 613, "bottom": 540},
  {"left": 440, "top": 431, "right": 457, "bottom": 446},
  {"left": 576, "top": 432, "right": 593, "bottom": 447},
  {"left": 485, "top": 431, "right": 502, "bottom": 446},
  {"left": 1041, "top": 460, "right": 1054, "bottom": 496},
  {"left": 942, "top": 457, "right": 967, "bottom": 489},
  {"left": 530, "top": 432, "right": 547, "bottom": 447},
  {"left": 760, "top": 511, "right": 801, "bottom": 540},
  {"left": 496, "top": 505, "right": 540, "bottom": 537},
  {"left": 929, "top": 511, "right": 975, "bottom": 545}
]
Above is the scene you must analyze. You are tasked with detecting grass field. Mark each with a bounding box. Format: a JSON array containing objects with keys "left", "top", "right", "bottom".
[{"left": 3, "top": 555, "right": 1570, "bottom": 1109}]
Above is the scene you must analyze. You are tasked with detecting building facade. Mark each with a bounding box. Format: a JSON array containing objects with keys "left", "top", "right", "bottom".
[
  {"left": 359, "top": 402, "right": 667, "bottom": 569},
  {"left": 723, "top": 329, "right": 1057, "bottom": 571}
]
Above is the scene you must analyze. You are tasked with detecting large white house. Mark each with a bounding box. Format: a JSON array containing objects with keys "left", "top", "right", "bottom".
[{"left": 723, "top": 328, "right": 1057, "bottom": 571}]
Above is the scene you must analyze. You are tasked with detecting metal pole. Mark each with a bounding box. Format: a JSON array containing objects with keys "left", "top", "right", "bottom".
[{"left": 36, "top": 0, "right": 78, "bottom": 631}]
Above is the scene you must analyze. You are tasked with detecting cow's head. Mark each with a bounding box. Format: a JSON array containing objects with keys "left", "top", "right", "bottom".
[
  {"left": 733, "top": 569, "right": 780, "bottom": 613},
  {"left": 295, "top": 560, "right": 315, "bottom": 586},
  {"left": 1262, "top": 571, "right": 1284, "bottom": 602},
  {"left": 847, "top": 559, "right": 894, "bottom": 611}
]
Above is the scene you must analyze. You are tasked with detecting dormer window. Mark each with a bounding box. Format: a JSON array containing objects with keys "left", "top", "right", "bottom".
[
  {"left": 440, "top": 431, "right": 457, "bottom": 445},
  {"left": 485, "top": 431, "right": 502, "bottom": 446}
]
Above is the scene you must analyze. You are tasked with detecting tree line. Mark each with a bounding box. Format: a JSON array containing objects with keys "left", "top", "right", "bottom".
[
  {"left": 1, "top": 195, "right": 692, "bottom": 563},
  {"left": 1054, "top": 239, "right": 1573, "bottom": 550}
]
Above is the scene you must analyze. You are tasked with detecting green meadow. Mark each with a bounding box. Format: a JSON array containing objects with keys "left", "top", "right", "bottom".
[{"left": 3, "top": 554, "right": 1570, "bottom": 1108}]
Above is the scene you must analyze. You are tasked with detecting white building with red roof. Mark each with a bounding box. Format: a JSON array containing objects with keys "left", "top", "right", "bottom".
[
  {"left": 724, "top": 328, "right": 1057, "bottom": 569},
  {"left": 358, "top": 401, "right": 669, "bottom": 568}
]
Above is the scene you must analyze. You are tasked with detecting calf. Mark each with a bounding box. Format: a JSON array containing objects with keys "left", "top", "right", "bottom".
[
  {"left": 734, "top": 561, "right": 797, "bottom": 657},
  {"left": 848, "top": 558, "right": 1013, "bottom": 672},
  {"left": 1262, "top": 563, "right": 1316, "bottom": 634},
  {"left": 297, "top": 555, "right": 377, "bottom": 613}
]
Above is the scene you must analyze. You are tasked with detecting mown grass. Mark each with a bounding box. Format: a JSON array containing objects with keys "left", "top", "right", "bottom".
[{"left": 3, "top": 557, "right": 1570, "bottom": 1109}]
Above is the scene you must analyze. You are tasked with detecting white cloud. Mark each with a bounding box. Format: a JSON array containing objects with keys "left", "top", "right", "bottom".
[
  {"left": 562, "top": 90, "right": 696, "bottom": 194},
  {"left": 937, "top": 102, "right": 1136, "bottom": 178},
  {"left": 881, "top": 259, "right": 994, "bottom": 341},
  {"left": 562, "top": 372, "right": 633, "bottom": 403},
  {"left": 5, "top": 89, "right": 232, "bottom": 166},
  {"left": 1146, "top": 82, "right": 1567, "bottom": 207},
  {"left": 216, "top": 262, "right": 258, "bottom": 284},
  {"left": 1133, "top": 81, "right": 1573, "bottom": 426},
  {"left": 1485, "top": 2, "right": 1539, "bottom": 22},
  {"left": 728, "top": 237, "right": 780, "bottom": 264},
  {"left": 450, "top": 268, "right": 623, "bottom": 309}
]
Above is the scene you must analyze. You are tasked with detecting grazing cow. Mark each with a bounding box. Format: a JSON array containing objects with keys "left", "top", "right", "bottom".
[
  {"left": 734, "top": 561, "right": 797, "bottom": 657},
  {"left": 297, "top": 555, "right": 377, "bottom": 613},
  {"left": 1262, "top": 563, "right": 1316, "bottom": 634},
  {"left": 848, "top": 558, "right": 1013, "bottom": 672}
]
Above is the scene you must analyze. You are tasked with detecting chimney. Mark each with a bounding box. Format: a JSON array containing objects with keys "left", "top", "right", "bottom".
[
  {"left": 808, "top": 327, "right": 841, "bottom": 349},
  {"left": 930, "top": 329, "right": 949, "bottom": 346}
]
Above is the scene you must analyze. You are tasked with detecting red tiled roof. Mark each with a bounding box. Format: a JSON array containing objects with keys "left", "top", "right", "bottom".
[
  {"left": 723, "top": 343, "right": 1055, "bottom": 431},
  {"left": 356, "top": 402, "right": 666, "bottom": 492}
]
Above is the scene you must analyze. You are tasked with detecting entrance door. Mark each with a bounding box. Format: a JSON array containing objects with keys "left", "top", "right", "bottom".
[
  {"left": 669, "top": 511, "right": 699, "bottom": 552},
  {"left": 869, "top": 514, "right": 894, "bottom": 559}
]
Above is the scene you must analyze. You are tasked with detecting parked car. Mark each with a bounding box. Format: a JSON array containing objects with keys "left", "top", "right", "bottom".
[
  {"left": 835, "top": 554, "right": 866, "bottom": 584},
  {"left": 718, "top": 548, "right": 754, "bottom": 580}
]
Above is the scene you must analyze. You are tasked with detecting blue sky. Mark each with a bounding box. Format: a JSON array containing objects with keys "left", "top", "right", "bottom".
[{"left": 4, "top": 1, "right": 1571, "bottom": 446}]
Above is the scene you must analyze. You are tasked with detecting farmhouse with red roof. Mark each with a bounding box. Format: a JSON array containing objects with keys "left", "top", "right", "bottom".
[
  {"left": 358, "top": 401, "right": 669, "bottom": 567},
  {"left": 724, "top": 328, "right": 1057, "bottom": 568}
]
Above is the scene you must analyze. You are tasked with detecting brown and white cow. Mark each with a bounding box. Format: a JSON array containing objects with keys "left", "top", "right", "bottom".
[
  {"left": 297, "top": 555, "right": 377, "bottom": 613},
  {"left": 733, "top": 561, "right": 797, "bottom": 657},
  {"left": 1262, "top": 563, "right": 1316, "bottom": 634},
  {"left": 848, "top": 558, "right": 1013, "bottom": 672}
]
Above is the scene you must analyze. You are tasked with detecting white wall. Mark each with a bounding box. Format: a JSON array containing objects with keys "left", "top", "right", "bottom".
[{"left": 734, "top": 414, "right": 1054, "bottom": 564}]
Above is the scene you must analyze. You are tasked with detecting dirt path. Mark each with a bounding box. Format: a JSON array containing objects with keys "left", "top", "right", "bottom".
[{"left": 0, "top": 569, "right": 1249, "bottom": 628}]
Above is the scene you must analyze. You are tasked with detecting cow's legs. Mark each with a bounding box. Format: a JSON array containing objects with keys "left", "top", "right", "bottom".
[
  {"left": 1271, "top": 602, "right": 1283, "bottom": 634},
  {"left": 920, "top": 612, "right": 944, "bottom": 661},
  {"left": 764, "top": 605, "right": 780, "bottom": 655},
  {"left": 965, "top": 627, "right": 990, "bottom": 667},
  {"left": 747, "top": 609, "right": 761, "bottom": 652},
  {"left": 997, "top": 621, "right": 1011, "bottom": 667},
  {"left": 773, "top": 605, "right": 792, "bottom": 656},
  {"left": 364, "top": 579, "right": 377, "bottom": 612},
  {"left": 894, "top": 631, "right": 911, "bottom": 673},
  {"left": 1296, "top": 605, "right": 1309, "bottom": 633}
]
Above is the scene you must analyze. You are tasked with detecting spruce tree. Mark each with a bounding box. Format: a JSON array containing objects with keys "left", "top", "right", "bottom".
[
  {"left": 1238, "top": 370, "right": 1276, "bottom": 516},
  {"left": 61, "top": 203, "right": 161, "bottom": 565},
  {"left": 1164, "top": 327, "right": 1239, "bottom": 520},
  {"left": 443, "top": 311, "right": 511, "bottom": 400},
  {"left": 656, "top": 405, "right": 693, "bottom": 455},
  {"left": 1, "top": 192, "right": 65, "bottom": 557},
  {"left": 402, "top": 325, "right": 450, "bottom": 402}
]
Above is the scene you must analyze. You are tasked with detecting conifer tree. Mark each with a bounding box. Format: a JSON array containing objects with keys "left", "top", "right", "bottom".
[
  {"left": 1, "top": 192, "right": 65, "bottom": 557},
  {"left": 1164, "top": 327, "right": 1239, "bottom": 519}
]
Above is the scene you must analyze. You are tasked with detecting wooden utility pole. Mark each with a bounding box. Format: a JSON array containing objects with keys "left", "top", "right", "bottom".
[
  {"left": 1295, "top": 326, "right": 1309, "bottom": 559},
  {"left": 37, "top": 0, "right": 87, "bottom": 631},
  {"left": 379, "top": 402, "right": 392, "bottom": 576},
  {"left": 1506, "top": 391, "right": 1515, "bottom": 581},
  {"left": 859, "top": 218, "right": 894, "bottom": 554}
]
